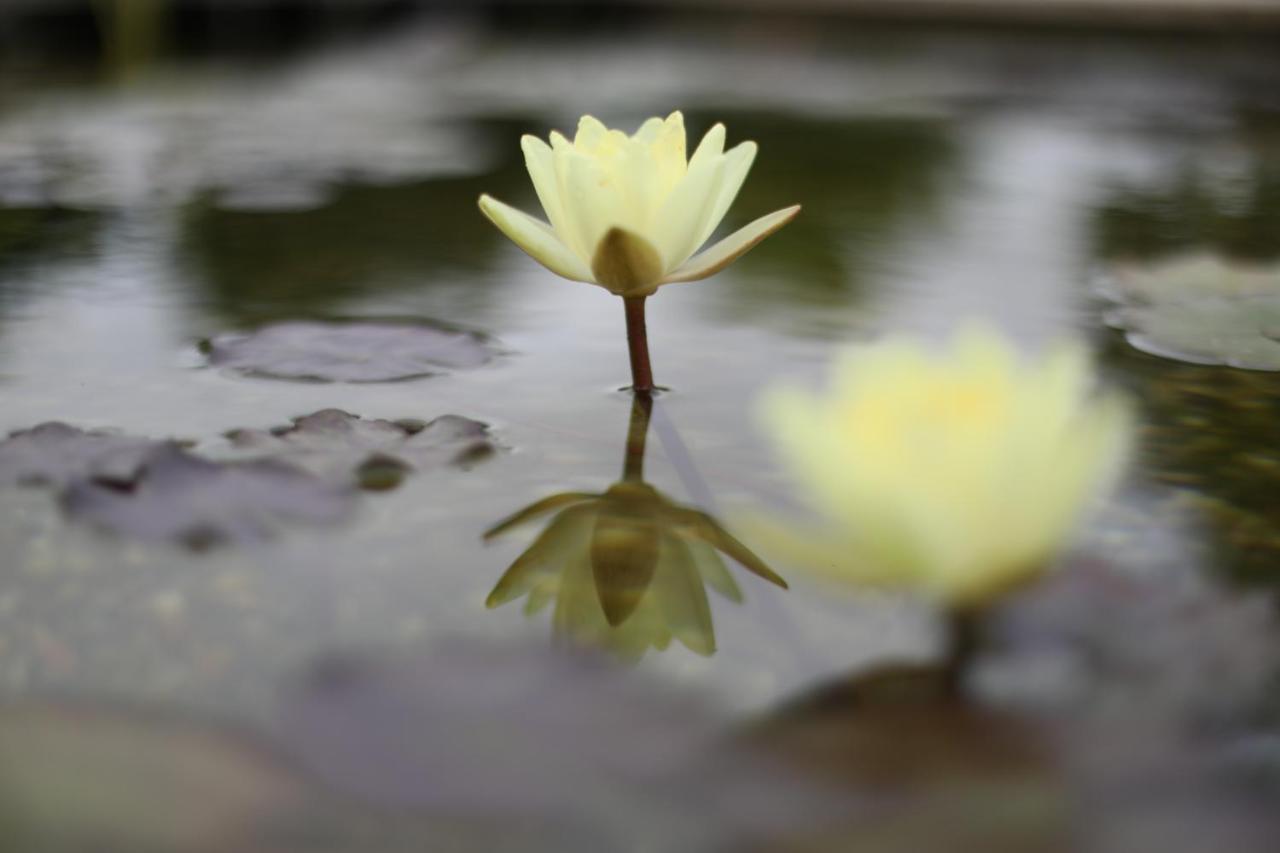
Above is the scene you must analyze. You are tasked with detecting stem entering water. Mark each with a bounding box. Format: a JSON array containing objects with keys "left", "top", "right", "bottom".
[{"left": 623, "top": 296, "right": 654, "bottom": 392}]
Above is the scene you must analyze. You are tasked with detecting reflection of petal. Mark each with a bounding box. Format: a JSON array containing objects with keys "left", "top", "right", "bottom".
[
  {"left": 744, "top": 513, "right": 890, "bottom": 586},
  {"left": 483, "top": 492, "right": 598, "bottom": 539},
  {"left": 655, "top": 533, "right": 715, "bottom": 656},
  {"left": 591, "top": 504, "right": 659, "bottom": 626},
  {"left": 608, "top": 585, "right": 675, "bottom": 662},
  {"left": 486, "top": 506, "right": 595, "bottom": 608},
  {"left": 687, "top": 540, "right": 743, "bottom": 603},
  {"left": 674, "top": 508, "right": 788, "bottom": 589},
  {"left": 552, "top": 548, "right": 601, "bottom": 643},
  {"left": 524, "top": 585, "right": 555, "bottom": 615},
  {"left": 661, "top": 205, "right": 800, "bottom": 284}
]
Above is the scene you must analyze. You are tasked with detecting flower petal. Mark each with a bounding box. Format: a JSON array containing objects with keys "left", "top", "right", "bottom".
[
  {"left": 574, "top": 115, "right": 610, "bottom": 151},
  {"left": 655, "top": 534, "right": 715, "bottom": 656},
  {"left": 591, "top": 226, "right": 666, "bottom": 296},
  {"left": 485, "top": 506, "right": 595, "bottom": 608},
  {"left": 483, "top": 491, "right": 598, "bottom": 540},
  {"left": 521, "top": 134, "right": 580, "bottom": 258},
  {"left": 632, "top": 115, "right": 666, "bottom": 143},
  {"left": 695, "top": 141, "right": 757, "bottom": 248},
  {"left": 653, "top": 123, "right": 725, "bottom": 268},
  {"left": 477, "top": 194, "right": 595, "bottom": 283},
  {"left": 687, "top": 541, "right": 743, "bottom": 603},
  {"left": 676, "top": 508, "right": 788, "bottom": 589},
  {"left": 551, "top": 144, "right": 600, "bottom": 257},
  {"left": 662, "top": 205, "right": 800, "bottom": 284},
  {"left": 648, "top": 111, "right": 687, "bottom": 195}
]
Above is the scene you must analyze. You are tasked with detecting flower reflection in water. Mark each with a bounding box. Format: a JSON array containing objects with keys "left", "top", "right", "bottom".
[{"left": 484, "top": 394, "right": 787, "bottom": 661}]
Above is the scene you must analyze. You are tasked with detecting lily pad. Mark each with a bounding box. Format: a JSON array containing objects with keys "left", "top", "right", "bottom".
[
  {"left": 0, "top": 422, "right": 162, "bottom": 489},
  {"left": 0, "top": 703, "right": 305, "bottom": 853},
  {"left": 203, "top": 320, "right": 496, "bottom": 383},
  {"left": 1102, "top": 255, "right": 1280, "bottom": 371},
  {"left": 227, "top": 408, "right": 497, "bottom": 490},
  {"left": 61, "top": 444, "right": 353, "bottom": 548}
]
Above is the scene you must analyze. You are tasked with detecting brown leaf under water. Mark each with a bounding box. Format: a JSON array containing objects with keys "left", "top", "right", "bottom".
[{"left": 227, "top": 408, "right": 498, "bottom": 491}]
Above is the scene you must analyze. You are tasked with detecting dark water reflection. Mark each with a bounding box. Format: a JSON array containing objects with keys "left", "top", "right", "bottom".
[
  {"left": 0, "top": 10, "right": 1279, "bottom": 851},
  {"left": 177, "top": 120, "right": 531, "bottom": 327},
  {"left": 693, "top": 112, "right": 961, "bottom": 326},
  {"left": 1094, "top": 135, "right": 1280, "bottom": 262},
  {"left": 0, "top": 206, "right": 101, "bottom": 321}
]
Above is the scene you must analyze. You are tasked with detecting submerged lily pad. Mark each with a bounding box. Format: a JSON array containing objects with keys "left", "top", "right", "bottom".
[
  {"left": 61, "top": 444, "right": 353, "bottom": 548},
  {"left": 0, "top": 423, "right": 162, "bottom": 489},
  {"left": 203, "top": 320, "right": 496, "bottom": 383},
  {"left": 1102, "top": 255, "right": 1280, "bottom": 371},
  {"left": 227, "top": 408, "right": 497, "bottom": 490}
]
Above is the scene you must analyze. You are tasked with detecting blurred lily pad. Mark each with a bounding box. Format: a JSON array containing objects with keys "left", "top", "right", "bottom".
[
  {"left": 1102, "top": 254, "right": 1280, "bottom": 370},
  {"left": 227, "top": 408, "right": 497, "bottom": 490},
  {"left": 0, "top": 422, "right": 162, "bottom": 488},
  {"left": 61, "top": 444, "right": 353, "bottom": 548},
  {"left": 0, "top": 703, "right": 304, "bottom": 853},
  {"left": 273, "top": 642, "right": 838, "bottom": 850},
  {"left": 203, "top": 320, "right": 496, "bottom": 383}
]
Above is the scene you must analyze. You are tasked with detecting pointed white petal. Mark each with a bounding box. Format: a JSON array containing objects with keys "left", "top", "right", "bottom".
[
  {"left": 560, "top": 151, "right": 630, "bottom": 252},
  {"left": 549, "top": 130, "right": 572, "bottom": 152},
  {"left": 652, "top": 123, "right": 725, "bottom": 268},
  {"left": 650, "top": 112, "right": 687, "bottom": 189},
  {"left": 633, "top": 116, "right": 666, "bottom": 143},
  {"left": 574, "top": 115, "right": 608, "bottom": 150},
  {"left": 662, "top": 205, "right": 800, "bottom": 284},
  {"left": 695, "top": 141, "right": 757, "bottom": 248},
  {"left": 551, "top": 145, "right": 596, "bottom": 258},
  {"left": 520, "top": 135, "right": 579, "bottom": 257},
  {"left": 478, "top": 194, "right": 595, "bottom": 283}
]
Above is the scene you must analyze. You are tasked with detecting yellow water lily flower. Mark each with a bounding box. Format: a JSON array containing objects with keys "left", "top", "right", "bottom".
[
  {"left": 479, "top": 111, "right": 799, "bottom": 297},
  {"left": 755, "top": 327, "right": 1132, "bottom": 607},
  {"left": 478, "top": 112, "right": 800, "bottom": 390}
]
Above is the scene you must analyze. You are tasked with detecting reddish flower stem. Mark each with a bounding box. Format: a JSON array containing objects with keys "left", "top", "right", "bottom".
[{"left": 623, "top": 296, "right": 654, "bottom": 393}]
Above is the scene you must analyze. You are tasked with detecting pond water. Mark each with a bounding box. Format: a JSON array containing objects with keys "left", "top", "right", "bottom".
[{"left": 1, "top": 12, "right": 1279, "bottom": 851}]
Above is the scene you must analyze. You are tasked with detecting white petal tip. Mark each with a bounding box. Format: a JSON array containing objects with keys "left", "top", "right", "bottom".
[
  {"left": 477, "top": 194, "right": 594, "bottom": 283},
  {"left": 662, "top": 204, "right": 800, "bottom": 284}
]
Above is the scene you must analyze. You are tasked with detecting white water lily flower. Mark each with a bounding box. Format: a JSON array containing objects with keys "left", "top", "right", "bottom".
[
  {"left": 755, "top": 327, "right": 1133, "bottom": 607},
  {"left": 478, "top": 111, "right": 800, "bottom": 297}
]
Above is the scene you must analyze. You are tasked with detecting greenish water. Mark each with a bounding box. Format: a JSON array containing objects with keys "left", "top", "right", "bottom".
[{"left": 1, "top": 15, "right": 1279, "bottom": 851}]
